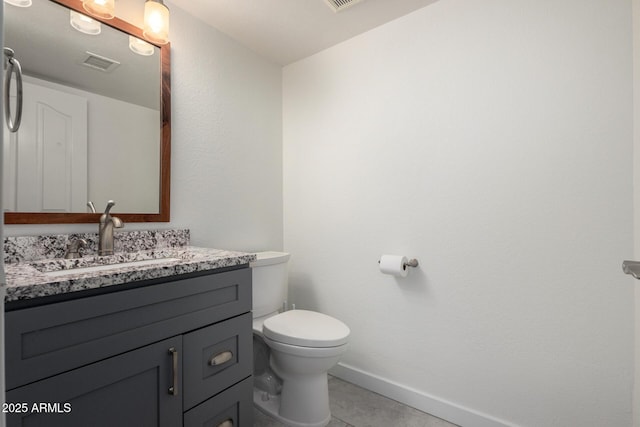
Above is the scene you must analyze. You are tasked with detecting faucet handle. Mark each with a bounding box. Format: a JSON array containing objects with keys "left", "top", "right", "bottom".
[
  {"left": 64, "top": 238, "right": 87, "bottom": 259},
  {"left": 104, "top": 200, "right": 116, "bottom": 215}
]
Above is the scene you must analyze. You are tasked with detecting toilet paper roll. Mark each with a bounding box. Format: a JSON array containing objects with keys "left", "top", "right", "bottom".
[{"left": 379, "top": 255, "right": 409, "bottom": 278}]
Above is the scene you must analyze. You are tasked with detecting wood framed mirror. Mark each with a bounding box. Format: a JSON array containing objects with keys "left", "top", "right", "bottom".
[{"left": 4, "top": 0, "right": 170, "bottom": 224}]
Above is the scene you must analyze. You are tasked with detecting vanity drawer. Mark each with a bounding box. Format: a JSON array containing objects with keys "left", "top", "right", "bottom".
[
  {"left": 6, "top": 268, "right": 251, "bottom": 390},
  {"left": 184, "top": 376, "right": 253, "bottom": 427},
  {"left": 183, "top": 312, "right": 252, "bottom": 411}
]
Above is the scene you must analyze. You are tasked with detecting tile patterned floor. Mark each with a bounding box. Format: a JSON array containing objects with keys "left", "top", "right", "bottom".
[{"left": 253, "top": 376, "right": 459, "bottom": 427}]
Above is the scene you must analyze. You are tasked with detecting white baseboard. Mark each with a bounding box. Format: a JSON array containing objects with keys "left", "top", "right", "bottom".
[{"left": 330, "top": 362, "right": 518, "bottom": 427}]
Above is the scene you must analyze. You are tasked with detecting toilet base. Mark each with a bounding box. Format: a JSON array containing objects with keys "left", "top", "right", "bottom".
[{"left": 253, "top": 388, "right": 331, "bottom": 427}]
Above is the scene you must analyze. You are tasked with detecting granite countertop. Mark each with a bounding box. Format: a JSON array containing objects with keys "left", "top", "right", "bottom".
[{"left": 5, "top": 247, "right": 256, "bottom": 303}]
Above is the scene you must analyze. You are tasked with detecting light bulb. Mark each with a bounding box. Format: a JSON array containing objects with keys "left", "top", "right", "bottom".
[
  {"left": 129, "top": 36, "right": 155, "bottom": 56},
  {"left": 4, "top": 0, "right": 32, "bottom": 7},
  {"left": 143, "top": 0, "right": 169, "bottom": 45},
  {"left": 70, "top": 10, "right": 102, "bottom": 35},
  {"left": 82, "top": 0, "right": 115, "bottom": 19}
]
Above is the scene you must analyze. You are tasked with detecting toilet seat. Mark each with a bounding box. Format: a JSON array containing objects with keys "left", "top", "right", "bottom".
[{"left": 262, "top": 309, "right": 350, "bottom": 348}]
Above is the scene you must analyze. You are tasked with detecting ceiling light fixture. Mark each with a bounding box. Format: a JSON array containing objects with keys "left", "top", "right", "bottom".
[
  {"left": 79, "top": 0, "right": 171, "bottom": 45},
  {"left": 129, "top": 36, "right": 154, "bottom": 56},
  {"left": 82, "top": 0, "right": 115, "bottom": 20},
  {"left": 3, "top": 0, "right": 32, "bottom": 7},
  {"left": 70, "top": 10, "right": 102, "bottom": 35},
  {"left": 143, "top": 0, "right": 169, "bottom": 45}
]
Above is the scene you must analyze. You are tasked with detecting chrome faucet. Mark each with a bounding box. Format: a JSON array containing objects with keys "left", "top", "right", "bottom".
[{"left": 98, "top": 200, "right": 124, "bottom": 256}]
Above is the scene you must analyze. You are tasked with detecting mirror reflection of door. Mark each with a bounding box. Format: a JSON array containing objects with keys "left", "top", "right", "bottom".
[{"left": 3, "top": 79, "right": 87, "bottom": 212}]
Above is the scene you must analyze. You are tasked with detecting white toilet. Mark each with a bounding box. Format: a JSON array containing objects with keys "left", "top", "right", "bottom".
[{"left": 251, "top": 251, "right": 350, "bottom": 427}]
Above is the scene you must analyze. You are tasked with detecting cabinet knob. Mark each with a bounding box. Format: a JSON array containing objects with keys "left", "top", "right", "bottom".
[
  {"left": 209, "top": 350, "right": 233, "bottom": 367},
  {"left": 217, "top": 419, "right": 233, "bottom": 427}
]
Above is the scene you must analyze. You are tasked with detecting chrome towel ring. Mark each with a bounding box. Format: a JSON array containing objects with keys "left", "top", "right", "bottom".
[{"left": 4, "top": 47, "right": 23, "bottom": 133}]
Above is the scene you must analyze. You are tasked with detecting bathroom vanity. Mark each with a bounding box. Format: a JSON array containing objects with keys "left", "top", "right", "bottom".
[{"left": 3, "top": 230, "right": 255, "bottom": 427}]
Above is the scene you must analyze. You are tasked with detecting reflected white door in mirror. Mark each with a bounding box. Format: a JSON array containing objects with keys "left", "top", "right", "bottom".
[{"left": 3, "top": 79, "right": 87, "bottom": 212}]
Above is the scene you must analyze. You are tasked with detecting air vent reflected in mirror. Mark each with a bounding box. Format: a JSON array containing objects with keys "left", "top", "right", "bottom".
[{"left": 80, "top": 51, "right": 120, "bottom": 72}]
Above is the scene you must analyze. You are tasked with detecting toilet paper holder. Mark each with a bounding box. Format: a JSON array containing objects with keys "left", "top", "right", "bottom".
[
  {"left": 377, "top": 258, "right": 419, "bottom": 268},
  {"left": 404, "top": 259, "right": 419, "bottom": 268}
]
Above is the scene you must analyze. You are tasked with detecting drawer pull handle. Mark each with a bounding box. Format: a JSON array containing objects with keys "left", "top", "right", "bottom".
[
  {"left": 168, "top": 347, "right": 178, "bottom": 396},
  {"left": 217, "top": 419, "right": 233, "bottom": 427},
  {"left": 209, "top": 350, "right": 234, "bottom": 366}
]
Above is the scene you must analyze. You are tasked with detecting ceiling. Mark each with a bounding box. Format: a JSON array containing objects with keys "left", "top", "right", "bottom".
[
  {"left": 167, "top": 0, "right": 440, "bottom": 65},
  {"left": 4, "top": 0, "right": 440, "bottom": 107}
]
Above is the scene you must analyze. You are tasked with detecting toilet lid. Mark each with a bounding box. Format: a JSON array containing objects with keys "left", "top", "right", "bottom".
[{"left": 262, "top": 310, "right": 350, "bottom": 348}]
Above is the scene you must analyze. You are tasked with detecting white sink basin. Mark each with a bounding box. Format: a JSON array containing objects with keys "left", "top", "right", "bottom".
[{"left": 43, "top": 258, "right": 180, "bottom": 277}]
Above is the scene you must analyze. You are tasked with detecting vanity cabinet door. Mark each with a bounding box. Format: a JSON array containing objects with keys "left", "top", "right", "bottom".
[{"left": 6, "top": 336, "right": 182, "bottom": 427}]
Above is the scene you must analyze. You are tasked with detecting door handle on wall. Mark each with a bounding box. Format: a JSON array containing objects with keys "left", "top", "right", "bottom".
[{"left": 622, "top": 260, "right": 640, "bottom": 279}]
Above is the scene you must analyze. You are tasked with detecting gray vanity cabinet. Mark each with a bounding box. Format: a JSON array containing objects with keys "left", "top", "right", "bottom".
[{"left": 5, "top": 267, "right": 254, "bottom": 427}]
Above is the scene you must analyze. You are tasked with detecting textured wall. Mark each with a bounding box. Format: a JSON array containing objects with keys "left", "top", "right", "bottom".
[
  {"left": 283, "top": 0, "right": 634, "bottom": 425},
  {"left": 167, "top": 4, "right": 283, "bottom": 251}
]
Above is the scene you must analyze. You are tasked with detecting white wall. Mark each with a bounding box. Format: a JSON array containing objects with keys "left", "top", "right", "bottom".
[
  {"left": 283, "top": 0, "right": 634, "bottom": 426},
  {"left": 166, "top": 3, "right": 283, "bottom": 251},
  {"left": 6, "top": 2, "right": 284, "bottom": 254}
]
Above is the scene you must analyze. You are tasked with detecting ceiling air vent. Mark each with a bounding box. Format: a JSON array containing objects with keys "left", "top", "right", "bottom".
[
  {"left": 80, "top": 51, "right": 120, "bottom": 72},
  {"left": 324, "top": 0, "right": 365, "bottom": 12}
]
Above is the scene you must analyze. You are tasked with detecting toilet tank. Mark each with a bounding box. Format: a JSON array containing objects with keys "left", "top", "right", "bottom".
[{"left": 250, "top": 251, "right": 291, "bottom": 318}]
